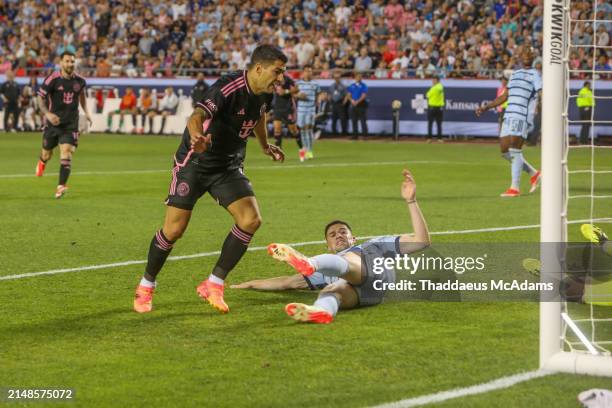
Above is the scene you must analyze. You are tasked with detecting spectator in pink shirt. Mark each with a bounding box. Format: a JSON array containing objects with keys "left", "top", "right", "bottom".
[
  {"left": 0, "top": 56, "right": 12, "bottom": 75},
  {"left": 384, "top": 0, "right": 404, "bottom": 30}
]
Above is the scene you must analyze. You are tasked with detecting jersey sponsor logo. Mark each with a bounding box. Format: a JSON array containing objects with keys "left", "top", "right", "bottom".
[
  {"left": 177, "top": 182, "right": 190, "bottom": 197},
  {"left": 237, "top": 108, "right": 245, "bottom": 115},
  {"left": 63, "top": 92, "right": 74, "bottom": 104},
  {"left": 204, "top": 99, "right": 217, "bottom": 113},
  {"left": 238, "top": 119, "right": 257, "bottom": 138},
  {"left": 58, "top": 85, "right": 64, "bottom": 91},
  {"left": 73, "top": 83, "right": 81, "bottom": 92}
]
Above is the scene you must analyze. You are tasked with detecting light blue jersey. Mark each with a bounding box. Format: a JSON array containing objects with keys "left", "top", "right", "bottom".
[
  {"left": 501, "top": 68, "right": 541, "bottom": 138},
  {"left": 504, "top": 68, "right": 541, "bottom": 121},
  {"left": 296, "top": 80, "right": 319, "bottom": 112}
]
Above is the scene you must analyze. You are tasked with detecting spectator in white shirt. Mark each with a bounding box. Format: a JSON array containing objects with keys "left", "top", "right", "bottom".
[
  {"left": 294, "top": 34, "right": 316, "bottom": 67},
  {"left": 354, "top": 47, "right": 373, "bottom": 73},
  {"left": 152, "top": 87, "right": 179, "bottom": 135},
  {"left": 334, "top": 0, "right": 352, "bottom": 25}
]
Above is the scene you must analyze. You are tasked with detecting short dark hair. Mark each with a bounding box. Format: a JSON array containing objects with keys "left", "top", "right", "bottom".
[
  {"left": 324, "top": 220, "right": 352, "bottom": 237},
  {"left": 61, "top": 50, "right": 76, "bottom": 59},
  {"left": 249, "top": 45, "right": 287, "bottom": 69},
  {"left": 303, "top": 64, "right": 313, "bottom": 70}
]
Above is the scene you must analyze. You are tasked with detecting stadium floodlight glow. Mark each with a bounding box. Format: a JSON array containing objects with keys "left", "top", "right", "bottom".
[{"left": 540, "top": 0, "right": 612, "bottom": 377}]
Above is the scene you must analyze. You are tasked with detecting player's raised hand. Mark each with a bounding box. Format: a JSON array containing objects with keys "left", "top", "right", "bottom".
[
  {"left": 191, "top": 133, "right": 211, "bottom": 153},
  {"left": 45, "top": 112, "right": 60, "bottom": 126},
  {"left": 264, "top": 144, "right": 285, "bottom": 162},
  {"left": 401, "top": 169, "right": 416, "bottom": 202}
]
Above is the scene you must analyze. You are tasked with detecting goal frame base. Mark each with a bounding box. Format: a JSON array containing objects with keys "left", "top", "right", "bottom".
[{"left": 541, "top": 351, "right": 612, "bottom": 377}]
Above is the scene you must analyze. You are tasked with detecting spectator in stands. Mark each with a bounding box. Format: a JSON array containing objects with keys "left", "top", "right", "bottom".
[
  {"left": 0, "top": 0, "right": 603, "bottom": 82},
  {"left": 346, "top": 71, "right": 368, "bottom": 140},
  {"left": 138, "top": 88, "right": 156, "bottom": 134},
  {"left": 1, "top": 70, "right": 21, "bottom": 132},
  {"left": 374, "top": 61, "right": 389, "bottom": 79},
  {"left": 191, "top": 73, "right": 209, "bottom": 108},
  {"left": 354, "top": 47, "right": 373, "bottom": 74},
  {"left": 594, "top": 54, "right": 611, "bottom": 79},
  {"left": 151, "top": 87, "right": 178, "bottom": 135},
  {"left": 106, "top": 87, "right": 137, "bottom": 134}
]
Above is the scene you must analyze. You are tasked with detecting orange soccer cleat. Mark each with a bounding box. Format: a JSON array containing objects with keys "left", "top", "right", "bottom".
[
  {"left": 197, "top": 279, "right": 229, "bottom": 313},
  {"left": 267, "top": 243, "right": 315, "bottom": 277},
  {"left": 55, "top": 184, "right": 68, "bottom": 199},
  {"left": 133, "top": 285, "right": 155, "bottom": 313},
  {"left": 500, "top": 188, "right": 520, "bottom": 197},
  {"left": 285, "top": 303, "right": 333, "bottom": 324},
  {"left": 529, "top": 171, "right": 541, "bottom": 193}
]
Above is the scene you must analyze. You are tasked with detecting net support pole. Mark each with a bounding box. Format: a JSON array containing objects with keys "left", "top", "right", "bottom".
[{"left": 540, "top": 0, "right": 567, "bottom": 369}]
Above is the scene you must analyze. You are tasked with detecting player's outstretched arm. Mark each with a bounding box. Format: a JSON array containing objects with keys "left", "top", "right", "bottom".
[
  {"left": 187, "top": 107, "right": 211, "bottom": 153},
  {"left": 398, "top": 169, "right": 431, "bottom": 254},
  {"left": 230, "top": 274, "right": 308, "bottom": 290},
  {"left": 475, "top": 89, "right": 508, "bottom": 116}
]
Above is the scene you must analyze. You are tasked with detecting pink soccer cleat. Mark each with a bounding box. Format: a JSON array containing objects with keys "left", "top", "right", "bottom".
[
  {"left": 134, "top": 285, "right": 155, "bottom": 313},
  {"left": 285, "top": 303, "right": 333, "bottom": 324},
  {"left": 197, "top": 279, "right": 229, "bottom": 313},
  {"left": 267, "top": 243, "right": 315, "bottom": 277},
  {"left": 500, "top": 188, "right": 520, "bottom": 197},
  {"left": 55, "top": 184, "right": 68, "bottom": 199},
  {"left": 529, "top": 171, "right": 541, "bottom": 193}
]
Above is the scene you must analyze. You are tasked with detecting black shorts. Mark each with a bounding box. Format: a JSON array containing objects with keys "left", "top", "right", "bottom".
[
  {"left": 165, "top": 159, "right": 255, "bottom": 211},
  {"left": 273, "top": 109, "right": 295, "bottom": 125},
  {"left": 42, "top": 127, "right": 80, "bottom": 150}
]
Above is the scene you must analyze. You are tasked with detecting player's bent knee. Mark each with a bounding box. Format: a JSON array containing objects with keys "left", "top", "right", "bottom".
[
  {"left": 239, "top": 215, "right": 262, "bottom": 233},
  {"left": 163, "top": 224, "right": 187, "bottom": 241}
]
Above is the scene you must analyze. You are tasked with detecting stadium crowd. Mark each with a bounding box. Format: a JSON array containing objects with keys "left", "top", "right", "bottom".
[{"left": 0, "top": 0, "right": 610, "bottom": 80}]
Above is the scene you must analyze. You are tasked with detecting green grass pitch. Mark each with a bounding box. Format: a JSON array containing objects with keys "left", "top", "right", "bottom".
[{"left": 0, "top": 132, "right": 610, "bottom": 407}]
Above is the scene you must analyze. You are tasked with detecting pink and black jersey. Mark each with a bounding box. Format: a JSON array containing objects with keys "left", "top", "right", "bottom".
[
  {"left": 175, "top": 70, "right": 273, "bottom": 170},
  {"left": 38, "top": 71, "right": 87, "bottom": 132}
]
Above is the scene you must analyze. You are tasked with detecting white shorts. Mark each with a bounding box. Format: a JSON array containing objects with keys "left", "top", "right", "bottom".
[
  {"left": 500, "top": 117, "right": 528, "bottom": 139},
  {"left": 296, "top": 111, "right": 315, "bottom": 128}
]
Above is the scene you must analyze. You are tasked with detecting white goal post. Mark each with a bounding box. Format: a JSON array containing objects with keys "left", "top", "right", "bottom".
[{"left": 540, "top": 0, "right": 612, "bottom": 377}]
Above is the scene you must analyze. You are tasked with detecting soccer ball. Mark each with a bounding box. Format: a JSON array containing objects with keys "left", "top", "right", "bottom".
[{"left": 391, "top": 100, "right": 402, "bottom": 110}]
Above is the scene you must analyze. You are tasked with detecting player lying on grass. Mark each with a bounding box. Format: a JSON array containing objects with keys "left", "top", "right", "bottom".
[
  {"left": 264, "top": 169, "right": 431, "bottom": 324},
  {"left": 523, "top": 224, "right": 612, "bottom": 306}
]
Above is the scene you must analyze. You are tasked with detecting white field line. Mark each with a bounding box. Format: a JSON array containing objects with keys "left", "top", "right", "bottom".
[
  {"left": 370, "top": 370, "right": 554, "bottom": 408},
  {"left": 1, "top": 218, "right": 610, "bottom": 282},
  {"left": 0, "top": 160, "right": 493, "bottom": 179}
]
